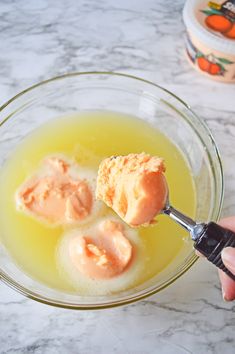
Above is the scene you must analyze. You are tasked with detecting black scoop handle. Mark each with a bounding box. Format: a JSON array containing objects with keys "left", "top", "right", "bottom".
[{"left": 194, "top": 222, "right": 235, "bottom": 281}]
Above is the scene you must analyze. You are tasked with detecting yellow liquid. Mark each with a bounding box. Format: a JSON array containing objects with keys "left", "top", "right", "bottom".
[{"left": 0, "top": 111, "right": 196, "bottom": 293}]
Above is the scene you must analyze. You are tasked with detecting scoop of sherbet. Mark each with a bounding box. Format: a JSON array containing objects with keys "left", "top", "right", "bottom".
[
  {"left": 69, "top": 219, "right": 132, "bottom": 279},
  {"left": 16, "top": 156, "right": 94, "bottom": 225},
  {"left": 96, "top": 153, "right": 167, "bottom": 227}
]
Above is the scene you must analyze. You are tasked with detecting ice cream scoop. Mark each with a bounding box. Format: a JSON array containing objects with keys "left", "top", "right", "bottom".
[
  {"left": 162, "top": 191, "right": 235, "bottom": 281},
  {"left": 97, "top": 153, "right": 235, "bottom": 281}
]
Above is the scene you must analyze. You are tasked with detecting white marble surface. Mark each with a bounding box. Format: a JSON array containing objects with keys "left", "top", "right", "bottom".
[{"left": 0, "top": 0, "right": 235, "bottom": 353}]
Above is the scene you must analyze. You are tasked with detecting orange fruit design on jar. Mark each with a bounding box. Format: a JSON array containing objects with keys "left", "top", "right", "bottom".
[
  {"left": 197, "top": 56, "right": 211, "bottom": 71},
  {"left": 197, "top": 55, "right": 223, "bottom": 75},
  {"left": 223, "top": 23, "right": 235, "bottom": 39},
  {"left": 205, "top": 14, "right": 233, "bottom": 33},
  {"left": 183, "top": 0, "right": 235, "bottom": 82},
  {"left": 209, "top": 62, "right": 222, "bottom": 74}
]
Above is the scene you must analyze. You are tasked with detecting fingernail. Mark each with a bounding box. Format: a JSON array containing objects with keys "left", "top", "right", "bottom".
[
  {"left": 221, "top": 284, "right": 227, "bottom": 301},
  {"left": 221, "top": 247, "right": 235, "bottom": 274},
  {"left": 223, "top": 291, "right": 229, "bottom": 302}
]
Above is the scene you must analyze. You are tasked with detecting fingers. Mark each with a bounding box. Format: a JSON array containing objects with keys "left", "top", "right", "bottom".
[
  {"left": 219, "top": 269, "right": 235, "bottom": 301},
  {"left": 218, "top": 218, "right": 235, "bottom": 301},
  {"left": 195, "top": 217, "right": 235, "bottom": 259},
  {"left": 195, "top": 217, "right": 235, "bottom": 301},
  {"left": 221, "top": 247, "right": 235, "bottom": 274},
  {"left": 196, "top": 246, "right": 235, "bottom": 301}
]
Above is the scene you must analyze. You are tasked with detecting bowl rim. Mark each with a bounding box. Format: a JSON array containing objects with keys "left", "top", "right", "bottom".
[{"left": 0, "top": 71, "right": 224, "bottom": 309}]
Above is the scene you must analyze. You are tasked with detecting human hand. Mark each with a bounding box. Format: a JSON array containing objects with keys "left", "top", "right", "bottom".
[
  {"left": 218, "top": 217, "right": 235, "bottom": 301},
  {"left": 197, "top": 217, "right": 235, "bottom": 301}
]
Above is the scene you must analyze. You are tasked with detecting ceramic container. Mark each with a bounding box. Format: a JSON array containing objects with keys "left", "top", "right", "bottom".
[{"left": 183, "top": 0, "right": 235, "bottom": 82}]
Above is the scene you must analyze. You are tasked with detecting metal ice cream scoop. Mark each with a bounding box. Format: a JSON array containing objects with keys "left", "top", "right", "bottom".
[
  {"left": 162, "top": 192, "right": 235, "bottom": 281},
  {"left": 98, "top": 154, "right": 235, "bottom": 280}
]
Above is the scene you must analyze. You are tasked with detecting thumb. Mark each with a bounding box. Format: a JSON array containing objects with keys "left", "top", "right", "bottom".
[{"left": 221, "top": 247, "right": 235, "bottom": 275}]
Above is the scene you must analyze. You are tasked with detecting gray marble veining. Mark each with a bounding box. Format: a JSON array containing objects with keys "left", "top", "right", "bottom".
[{"left": 0, "top": 0, "right": 235, "bottom": 353}]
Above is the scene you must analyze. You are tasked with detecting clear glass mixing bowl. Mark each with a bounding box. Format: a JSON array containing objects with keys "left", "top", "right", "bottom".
[{"left": 0, "top": 72, "right": 223, "bottom": 309}]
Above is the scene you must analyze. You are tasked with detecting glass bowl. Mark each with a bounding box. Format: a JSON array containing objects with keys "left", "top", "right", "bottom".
[{"left": 0, "top": 72, "right": 223, "bottom": 309}]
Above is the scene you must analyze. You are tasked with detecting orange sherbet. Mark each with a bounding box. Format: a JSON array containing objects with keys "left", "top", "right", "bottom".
[
  {"left": 16, "top": 157, "right": 93, "bottom": 224},
  {"left": 96, "top": 153, "right": 167, "bottom": 227},
  {"left": 69, "top": 219, "right": 132, "bottom": 279}
]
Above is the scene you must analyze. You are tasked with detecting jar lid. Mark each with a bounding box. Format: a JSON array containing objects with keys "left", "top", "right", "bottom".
[{"left": 183, "top": 0, "right": 235, "bottom": 55}]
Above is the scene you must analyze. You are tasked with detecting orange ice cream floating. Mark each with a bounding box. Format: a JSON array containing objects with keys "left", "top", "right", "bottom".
[
  {"left": 16, "top": 156, "right": 94, "bottom": 225},
  {"left": 69, "top": 219, "right": 133, "bottom": 279}
]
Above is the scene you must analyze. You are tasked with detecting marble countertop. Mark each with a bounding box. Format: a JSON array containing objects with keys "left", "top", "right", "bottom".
[{"left": 0, "top": 0, "right": 235, "bottom": 353}]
